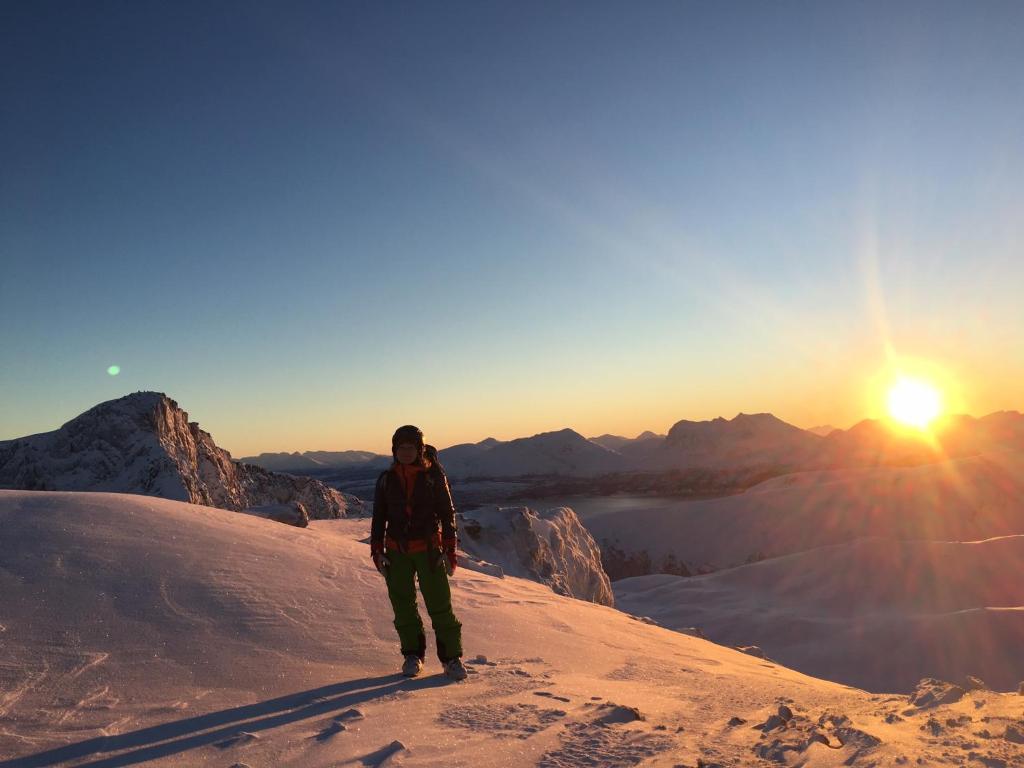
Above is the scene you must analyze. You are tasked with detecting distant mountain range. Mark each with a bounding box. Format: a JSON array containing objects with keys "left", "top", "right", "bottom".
[
  {"left": 239, "top": 450, "right": 388, "bottom": 472},
  {"left": 589, "top": 431, "right": 665, "bottom": 452},
  {"left": 231, "top": 409, "right": 1024, "bottom": 479},
  {"left": 6, "top": 393, "right": 1022, "bottom": 488},
  {"left": 241, "top": 409, "right": 1023, "bottom": 479},
  {"left": 0, "top": 392, "right": 352, "bottom": 519}
]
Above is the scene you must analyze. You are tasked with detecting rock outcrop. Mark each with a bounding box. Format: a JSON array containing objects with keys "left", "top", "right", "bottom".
[
  {"left": 457, "top": 504, "right": 614, "bottom": 606},
  {"left": 0, "top": 391, "right": 349, "bottom": 519}
]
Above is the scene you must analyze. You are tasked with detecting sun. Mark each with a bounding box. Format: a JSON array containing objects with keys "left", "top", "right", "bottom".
[{"left": 886, "top": 376, "right": 942, "bottom": 430}]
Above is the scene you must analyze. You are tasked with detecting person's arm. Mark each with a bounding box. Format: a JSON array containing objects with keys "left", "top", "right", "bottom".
[
  {"left": 370, "top": 471, "right": 389, "bottom": 575},
  {"left": 434, "top": 468, "right": 457, "bottom": 541},
  {"left": 434, "top": 468, "right": 459, "bottom": 575}
]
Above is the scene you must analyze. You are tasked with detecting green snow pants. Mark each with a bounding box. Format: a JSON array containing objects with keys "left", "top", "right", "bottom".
[{"left": 384, "top": 548, "right": 463, "bottom": 662}]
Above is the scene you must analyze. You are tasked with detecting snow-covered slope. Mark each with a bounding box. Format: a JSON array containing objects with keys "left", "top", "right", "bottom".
[
  {"left": 616, "top": 534, "right": 1024, "bottom": 693},
  {"left": 440, "top": 428, "right": 625, "bottom": 478},
  {"left": 458, "top": 505, "right": 615, "bottom": 606},
  {"left": 0, "top": 392, "right": 349, "bottom": 519},
  {"left": 4, "top": 490, "right": 1022, "bottom": 768},
  {"left": 586, "top": 449, "right": 1024, "bottom": 573}
]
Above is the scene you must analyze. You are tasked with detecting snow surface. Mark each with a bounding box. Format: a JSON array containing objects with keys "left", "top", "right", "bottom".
[
  {"left": 615, "top": 534, "right": 1024, "bottom": 693},
  {"left": 4, "top": 490, "right": 1024, "bottom": 767}
]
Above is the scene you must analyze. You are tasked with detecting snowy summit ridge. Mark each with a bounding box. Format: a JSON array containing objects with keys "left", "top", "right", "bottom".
[{"left": 0, "top": 391, "right": 348, "bottom": 518}]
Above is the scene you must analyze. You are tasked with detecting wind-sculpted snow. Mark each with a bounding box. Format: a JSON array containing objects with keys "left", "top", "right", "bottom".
[
  {"left": 3, "top": 490, "right": 1024, "bottom": 768},
  {"left": 0, "top": 391, "right": 349, "bottom": 519},
  {"left": 458, "top": 505, "right": 615, "bottom": 606}
]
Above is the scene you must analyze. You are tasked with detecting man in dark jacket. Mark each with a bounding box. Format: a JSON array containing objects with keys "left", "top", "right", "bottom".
[{"left": 371, "top": 424, "right": 466, "bottom": 680}]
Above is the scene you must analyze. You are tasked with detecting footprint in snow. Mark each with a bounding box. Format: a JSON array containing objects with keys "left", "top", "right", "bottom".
[
  {"left": 213, "top": 731, "right": 259, "bottom": 749},
  {"left": 538, "top": 720, "right": 673, "bottom": 767},
  {"left": 534, "top": 691, "right": 571, "bottom": 703},
  {"left": 313, "top": 721, "right": 347, "bottom": 741},
  {"left": 438, "top": 702, "right": 567, "bottom": 738},
  {"left": 359, "top": 739, "right": 407, "bottom": 767},
  {"left": 312, "top": 707, "right": 366, "bottom": 741}
]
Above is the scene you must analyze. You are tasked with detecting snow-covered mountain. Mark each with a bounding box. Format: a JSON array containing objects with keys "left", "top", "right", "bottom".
[
  {"left": 0, "top": 392, "right": 349, "bottom": 519},
  {"left": 434, "top": 436, "right": 503, "bottom": 470},
  {"left": 806, "top": 424, "right": 839, "bottom": 437},
  {"left": 458, "top": 505, "right": 614, "bottom": 606},
  {"left": 5, "top": 489, "right": 1021, "bottom": 768},
  {"left": 232, "top": 410, "right": 1024, "bottom": 485},
  {"left": 589, "top": 431, "right": 665, "bottom": 452},
  {"left": 439, "top": 428, "right": 625, "bottom": 478},
  {"left": 239, "top": 450, "right": 389, "bottom": 472},
  {"left": 628, "top": 412, "right": 823, "bottom": 470}
]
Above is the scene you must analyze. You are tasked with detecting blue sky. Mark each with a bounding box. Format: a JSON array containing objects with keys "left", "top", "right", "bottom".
[{"left": 2, "top": 1, "right": 1022, "bottom": 455}]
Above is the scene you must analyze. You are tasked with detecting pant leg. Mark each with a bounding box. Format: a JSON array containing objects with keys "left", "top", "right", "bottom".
[
  {"left": 412, "top": 550, "right": 463, "bottom": 662},
  {"left": 385, "top": 549, "right": 426, "bottom": 659}
]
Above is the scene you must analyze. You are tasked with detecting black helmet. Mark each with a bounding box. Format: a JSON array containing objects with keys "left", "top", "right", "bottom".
[
  {"left": 392, "top": 424, "right": 424, "bottom": 448},
  {"left": 391, "top": 424, "right": 425, "bottom": 462}
]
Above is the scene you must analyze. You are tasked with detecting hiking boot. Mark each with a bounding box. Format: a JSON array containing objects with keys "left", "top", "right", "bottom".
[
  {"left": 401, "top": 655, "right": 423, "bottom": 677},
  {"left": 443, "top": 657, "right": 468, "bottom": 681}
]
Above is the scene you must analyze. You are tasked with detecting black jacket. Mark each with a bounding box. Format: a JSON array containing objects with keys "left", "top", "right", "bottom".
[{"left": 371, "top": 462, "right": 457, "bottom": 544}]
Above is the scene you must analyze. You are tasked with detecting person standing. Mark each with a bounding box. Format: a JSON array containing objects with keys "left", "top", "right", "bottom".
[{"left": 370, "top": 424, "right": 466, "bottom": 680}]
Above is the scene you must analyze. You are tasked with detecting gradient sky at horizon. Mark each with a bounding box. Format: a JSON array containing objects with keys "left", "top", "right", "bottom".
[{"left": 2, "top": 1, "right": 1023, "bottom": 456}]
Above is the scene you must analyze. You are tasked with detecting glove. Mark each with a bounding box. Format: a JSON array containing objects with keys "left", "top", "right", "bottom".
[
  {"left": 441, "top": 537, "right": 458, "bottom": 576},
  {"left": 371, "top": 540, "right": 390, "bottom": 577}
]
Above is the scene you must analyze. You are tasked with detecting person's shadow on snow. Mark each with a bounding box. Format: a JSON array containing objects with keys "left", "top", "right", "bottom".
[{"left": 2, "top": 673, "right": 452, "bottom": 768}]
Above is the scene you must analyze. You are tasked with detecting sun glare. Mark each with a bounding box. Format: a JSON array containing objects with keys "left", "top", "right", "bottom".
[{"left": 886, "top": 376, "right": 942, "bottom": 429}]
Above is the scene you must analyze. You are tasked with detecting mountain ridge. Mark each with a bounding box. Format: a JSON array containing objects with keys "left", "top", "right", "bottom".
[{"left": 0, "top": 391, "right": 350, "bottom": 519}]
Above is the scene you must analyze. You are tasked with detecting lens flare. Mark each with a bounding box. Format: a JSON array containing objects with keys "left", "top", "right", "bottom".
[{"left": 107, "top": 365, "right": 120, "bottom": 376}]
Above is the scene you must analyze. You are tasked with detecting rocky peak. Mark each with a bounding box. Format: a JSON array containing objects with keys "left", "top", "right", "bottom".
[{"left": 0, "top": 392, "right": 348, "bottom": 519}]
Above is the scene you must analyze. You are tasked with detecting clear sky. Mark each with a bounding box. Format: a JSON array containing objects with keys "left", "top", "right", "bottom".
[{"left": 2, "top": 1, "right": 1022, "bottom": 456}]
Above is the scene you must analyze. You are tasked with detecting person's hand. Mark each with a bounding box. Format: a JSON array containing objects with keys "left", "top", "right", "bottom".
[
  {"left": 442, "top": 537, "right": 458, "bottom": 576},
  {"left": 371, "top": 540, "right": 390, "bottom": 577}
]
